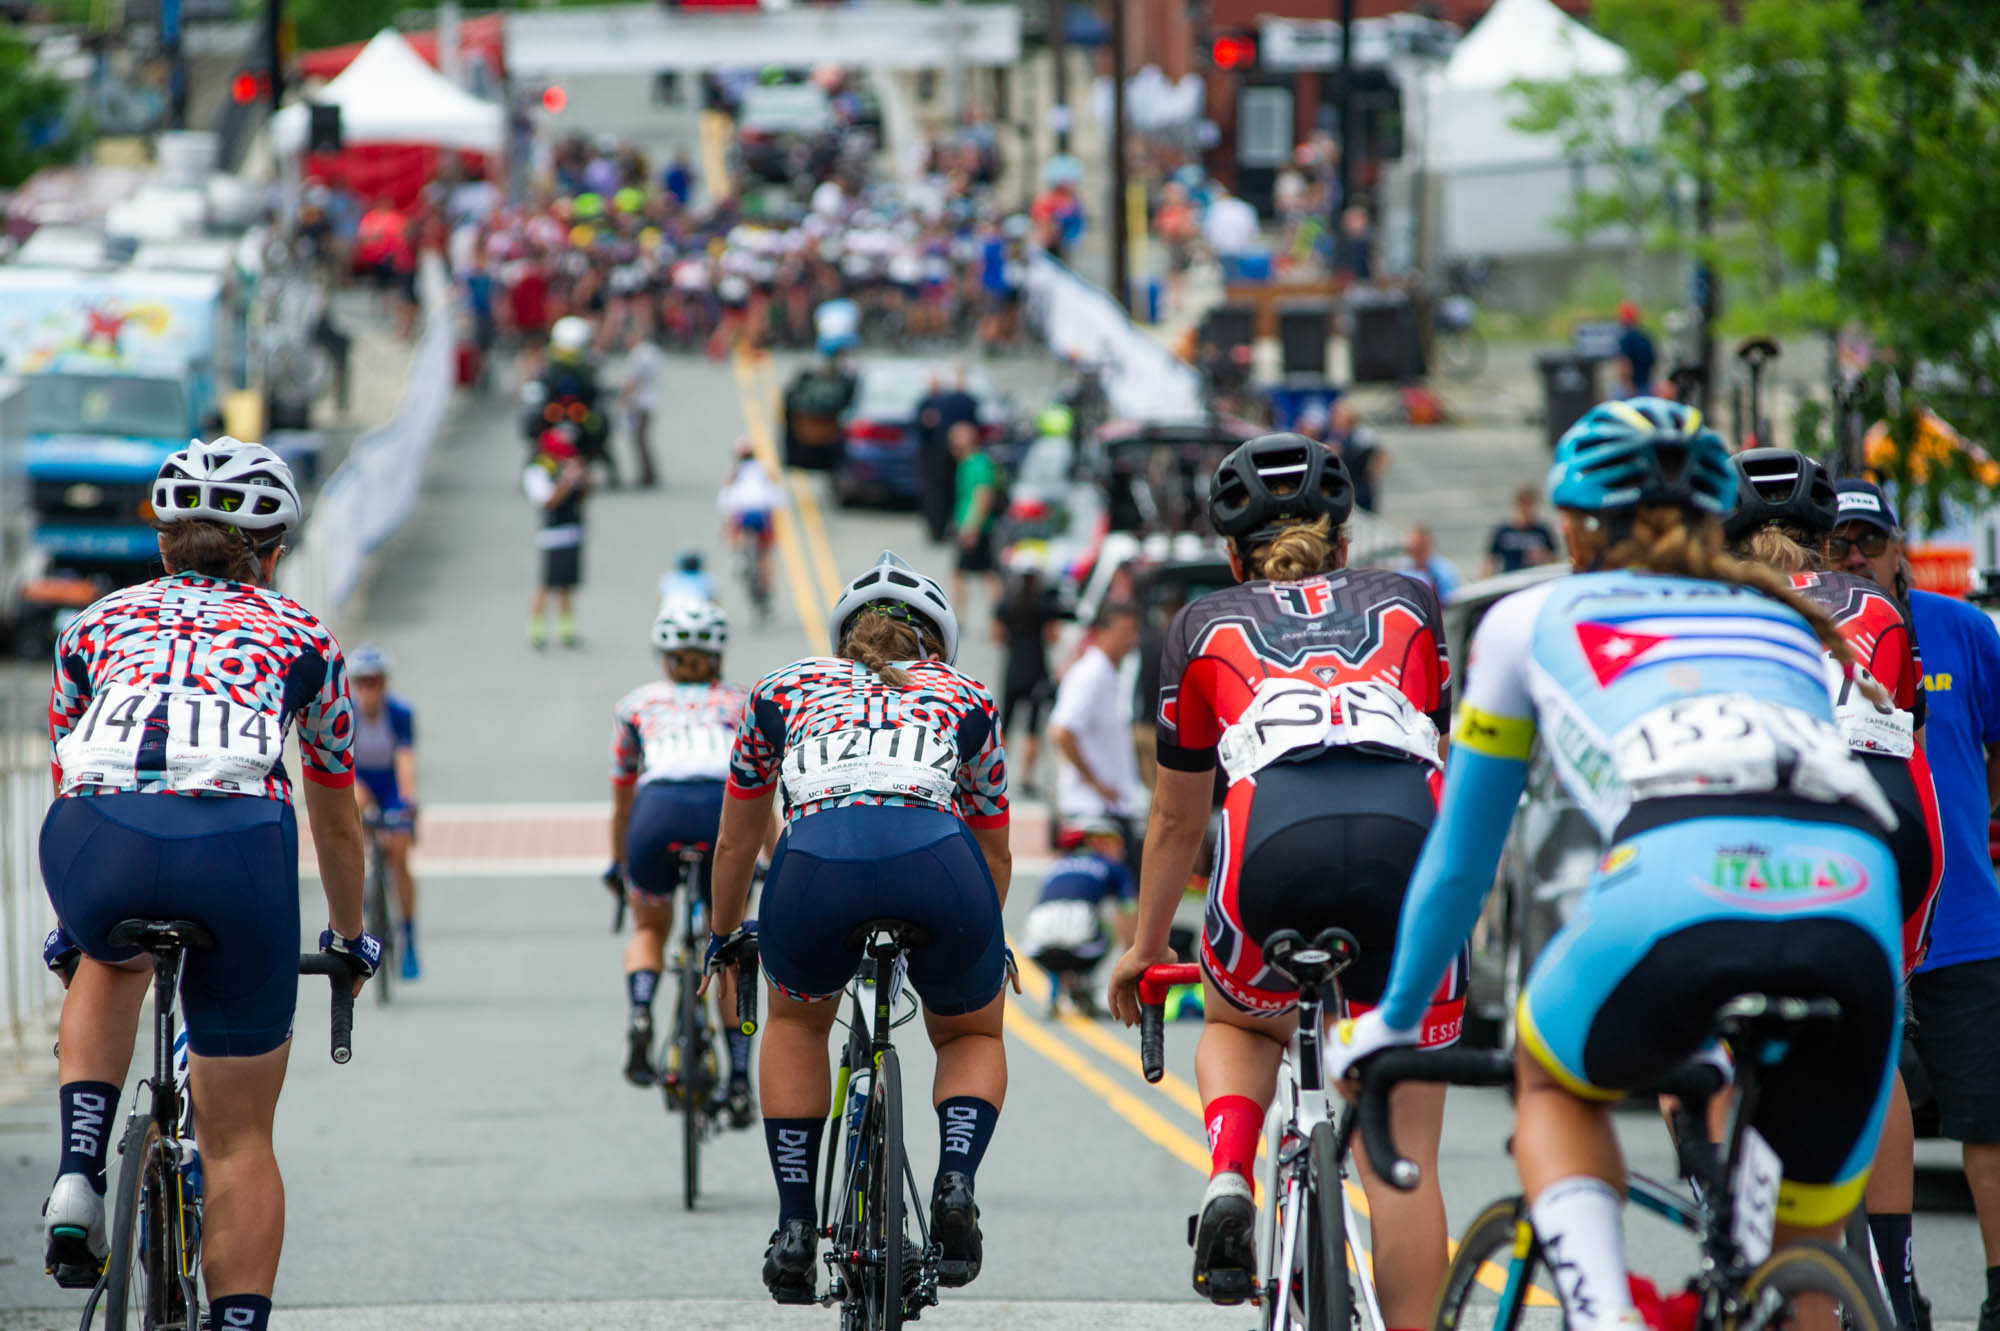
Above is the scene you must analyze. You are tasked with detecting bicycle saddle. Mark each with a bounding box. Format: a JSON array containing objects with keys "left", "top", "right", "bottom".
[
  {"left": 106, "top": 918, "right": 216, "bottom": 953},
  {"left": 1261, "top": 927, "right": 1358, "bottom": 987},
  {"left": 844, "top": 918, "right": 932, "bottom": 952},
  {"left": 1713, "top": 992, "right": 1840, "bottom": 1043}
]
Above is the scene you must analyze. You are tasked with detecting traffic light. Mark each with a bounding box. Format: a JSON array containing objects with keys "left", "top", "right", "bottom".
[
  {"left": 541, "top": 85, "right": 568, "bottom": 113},
  {"left": 231, "top": 72, "right": 265, "bottom": 104},
  {"left": 1210, "top": 33, "right": 1256, "bottom": 71}
]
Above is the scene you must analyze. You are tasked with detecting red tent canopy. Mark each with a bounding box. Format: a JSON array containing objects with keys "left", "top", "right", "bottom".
[{"left": 297, "top": 14, "right": 506, "bottom": 84}]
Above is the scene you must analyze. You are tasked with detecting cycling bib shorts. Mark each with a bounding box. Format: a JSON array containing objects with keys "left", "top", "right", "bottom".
[{"left": 624, "top": 778, "right": 727, "bottom": 901}]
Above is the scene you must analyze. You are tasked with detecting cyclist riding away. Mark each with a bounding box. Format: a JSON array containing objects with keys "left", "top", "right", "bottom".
[
  {"left": 348, "top": 643, "right": 423, "bottom": 982},
  {"left": 1105, "top": 433, "right": 1458, "bottom": 1321},
  {"left": 718, "top": 439, "right": 785, "bottom": 607},
  {"left": 660, "top": 547, "right": 718, "bottom": 608},
  {"left": 609, "top": 599, "right": 755, "bottom": 1122},
  {"left": 40, "top": 437, "right": 379, "bottom": 1331},
  {"left": 1333, "top": 400, "right": 1904, "bottom": 1331},
  {"left": 1725, "top": 449, "right": 1941, "bottom": 1331},
  {"left": 705, "top": 551, "right": 1013, "bottom": 1304}
]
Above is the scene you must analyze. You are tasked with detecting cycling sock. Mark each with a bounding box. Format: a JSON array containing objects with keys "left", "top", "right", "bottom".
[
  {"left": 208, "top": 1293, "right": 272, "bottom": 1331},
  {"left": 935, "top": 1097, "right": 999, "bottom": 1182},
  {"left": 1203, "top": 1094, "right": 1262, "bottom": 1180},
  {"left": 1868, "top": 1213, "right": 1916, "bottom": 1329},
  {"left": 628, "top": 969, "right": 660, "bottom": 1011},
  {"left": 728, "top": 1029, "right": 752, "bottom": 1080},
  {"left": 1529, "top": 1176, "right": 1633, "bottom": 1331},
  {"left": 765, "top": 1118, "right": 823, "bottom": 1225},
  {"left": 57, "top": 1081, "right": 119, "bottom": 1195},
  {"left": 557, "top": 610, "right": 577, "bottom": 641},
  {"left": 1988, "top": 1265, "right": 2000, "bottom": 1305}
]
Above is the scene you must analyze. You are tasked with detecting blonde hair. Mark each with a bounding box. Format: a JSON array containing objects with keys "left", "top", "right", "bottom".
[
  {"left": 1577, "top": 505, "right": 1882, "bottom": 702},
  {"left": 158, "top": 521, "right": 265, "bottom": 584},
  {"left": 668, "top": 650, "right": 720, "bottom": 684},
  {"left": 1736, "top": 526, "right": 1822, "bottom": 574},
  {"left": 840, "top": 609, "right": 944, "bottom": 688},
  {"left": 1245, "top": 516, "right": 1346, "bottom": 582}
]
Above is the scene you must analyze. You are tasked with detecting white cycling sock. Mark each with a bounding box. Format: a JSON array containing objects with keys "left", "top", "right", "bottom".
[{"left": 1529, "top": 1176, "right": 1637, "bottom": 1331}]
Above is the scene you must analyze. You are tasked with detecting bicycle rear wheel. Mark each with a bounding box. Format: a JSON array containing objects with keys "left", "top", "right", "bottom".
[
  {"left": 1309, "top": 1122, "right": 1353, "bottom": 1331},
  {"left": 1433, "top": 1196, "right": 1543, "bottom": 1331},
  {"left": 1744, "top": 1239, "right": 1894, "bottom": 1331},
  {"left": 870, "top": 1046, "right": 905, "bottom": 1331},
  {"left": 103, "top": 1116, "right": 181, "bottom": 1331}
]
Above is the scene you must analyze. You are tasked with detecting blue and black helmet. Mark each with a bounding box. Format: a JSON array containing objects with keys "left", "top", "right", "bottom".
[{"left": 1546, "top": 397, "right": 1737, "bottom": 517}]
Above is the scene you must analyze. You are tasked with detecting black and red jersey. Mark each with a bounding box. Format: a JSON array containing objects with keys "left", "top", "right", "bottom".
[
  {"left": 1154, "top": 569, "right": 1451, "bottom": 772},
  {"left": 1789, "top": 570, "right": 1926, "bottom": 726}
]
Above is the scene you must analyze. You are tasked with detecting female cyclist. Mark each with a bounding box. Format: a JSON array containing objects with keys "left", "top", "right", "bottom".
[
  {"left": 40, "top": 438, "right": 377, "bottom": 1331},
  {"left": 347, "top": 643, "right": 422, "bottom": 980},
  {"left": 705, "top": 551, "right": 1012, "bottom": 1304},
  {"left": 1334, "top": 399, "right": 1904, "bottom": 1331},
  {"left": 1105, "top": 433, "right": 1458, "bottom": 1319},
  {"left": 1725, "top": 447, "right": 1940, "bottom": 1331},
  {"left": 607, "top": 598, "right": 755, "bottom": 1122}
]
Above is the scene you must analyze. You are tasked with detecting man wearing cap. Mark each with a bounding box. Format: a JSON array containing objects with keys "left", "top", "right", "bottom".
[{"left": 1838, "top": 479, "right": 2000, "bottom": 1330}]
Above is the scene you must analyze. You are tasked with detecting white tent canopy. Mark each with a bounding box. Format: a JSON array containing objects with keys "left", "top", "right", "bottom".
[
  {"left": 271, "top": 30, "right": 503, "bottom": 156},
  {"left": 1444, "top": 0, "right": 1628, "bottom": 90}
]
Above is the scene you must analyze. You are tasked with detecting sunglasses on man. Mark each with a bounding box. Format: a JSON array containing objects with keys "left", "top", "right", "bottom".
[{"left": 1826, "top": 531, "right": 1892, "bottom": 560}]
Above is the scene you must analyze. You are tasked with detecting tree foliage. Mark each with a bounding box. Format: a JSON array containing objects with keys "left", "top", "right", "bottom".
[
  {"left": 0, "top": 28, "right": 80, "bottom": 187},
  {"left": 1512, "top": 0, "right": 2000, "bottom": 523}
]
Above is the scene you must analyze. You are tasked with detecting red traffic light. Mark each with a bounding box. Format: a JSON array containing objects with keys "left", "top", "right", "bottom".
[
  {"left": 541, "top": 85, "right": 567, "bottom": 113},
  {"left": 231, "top": 72, "right": 262, "bottom": 104},
  {"left": 1211, "top": 34, "right": 1255, "bottom": 70}
]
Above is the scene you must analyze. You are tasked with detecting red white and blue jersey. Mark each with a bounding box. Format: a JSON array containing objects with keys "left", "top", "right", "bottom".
[
  {"left": 48, "top": 572, "right": 355, "bottom": 801},
  {"left": 612, "top": 680, "right": 749, "bottom": 786},
  {"left": 727, "top": 657, "right": 1008, "bottom": 828}
]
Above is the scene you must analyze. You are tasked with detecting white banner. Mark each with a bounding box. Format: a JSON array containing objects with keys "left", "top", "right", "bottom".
[{"left": 1024, "top": 252, "right": 1204, "bottom": 421}]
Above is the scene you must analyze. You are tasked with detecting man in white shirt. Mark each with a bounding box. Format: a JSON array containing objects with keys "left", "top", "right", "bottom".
[
  {"left": 1202, "top": 188, "right": 1262, "bottom": 272},
  {"left": 1048, "top": 601, "right": 1146, "bottom": 857},
  {"left": 620, "top": 330, "right": 663, "bottom": 489}
]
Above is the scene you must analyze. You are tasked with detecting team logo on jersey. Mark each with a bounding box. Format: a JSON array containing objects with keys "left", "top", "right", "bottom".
[
  {"left": 1267, "top": 580, "right": 1334, "bottom": 617},
  {"left": 1574, "top": 622, "right": 1671, "bottom": 686}
]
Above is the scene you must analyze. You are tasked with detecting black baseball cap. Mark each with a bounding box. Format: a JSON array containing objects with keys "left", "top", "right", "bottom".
[{"left": 1833, "top": 479, "right": 1901, "bottom": 536}]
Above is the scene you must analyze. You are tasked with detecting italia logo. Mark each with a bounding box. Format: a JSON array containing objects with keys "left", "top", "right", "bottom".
[{"left": 1268, "top": 580, "right": 1334, "bottom": 616}]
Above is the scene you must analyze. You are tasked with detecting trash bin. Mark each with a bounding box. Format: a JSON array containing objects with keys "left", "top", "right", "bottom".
[
  {"left": 1200, "top": 304, "right": 1256, "bottom": 356},
  {"left": 1265, "top": 379, "right": 1340, "bottom": 434},
  {"left": 1347, "top": 289, "right": 1426, "bottom": 384},
  {"left": 1537, "top": 353, "right": 1602, "bottom": 449},
  {"left": 1277, "top": 302, "right": 1330, "bottom": 377}
]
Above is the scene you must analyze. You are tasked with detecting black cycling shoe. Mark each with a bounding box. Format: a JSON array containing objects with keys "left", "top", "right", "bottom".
[
  {"left": 763, "top": 1219, "right": 818, "bottom": 1305},
  {"left": 930, "top": 1171, "right": 982, "bottom": 1288},
  {"left": 623, "top": 1012, "right": 656, "bottom": 1088},
  {"left": 726, "top": 1079, "right": 756, "bottom": 1130},
  {"left": 1191, "top": 1172, "right": 1257, "bottom": 1305}
]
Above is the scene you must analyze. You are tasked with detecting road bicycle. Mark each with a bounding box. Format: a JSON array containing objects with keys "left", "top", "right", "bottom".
[
  {"left": 361, "top": 807, "right": 395, "bottom": 1005},
  {"left": 735, "top": 528, "right": 772, "bottom": 627},
  {"left": 66, "top": 919, "right": 354, "bottom": 1331},
  {"left": 1357, "top": 993, "right": 1893, "bottom": 1331},
  {"left": 1138, "top": 926, "right": 1383, "bottom": 1331},
  {"left": 818, "top": 920, "right": 942, "bottom": 1331},
  {"left": 652, "top": 847, "right": 760, "bottom": 1211}
]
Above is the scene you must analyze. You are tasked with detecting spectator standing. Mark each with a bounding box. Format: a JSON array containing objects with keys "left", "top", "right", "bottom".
[
  {"left": 1031, "top": 179, "right": 1084, "bottom": 263},
  {"left": 1484, "top": 484, "right": 1560, "bottom": 575},
  {"left": 991, "top": 559, "right": 1062, "bottom": 797},
  {"left": 523, "top": 425, "right": 590, "bottom": 649},
  {"left": 917, "top": 370, "right": 981, "bottom": 544},
  {"left": 620, "top": 329, "right": 663, "bottom": 489},
  {"left": 1325, "top": 402, "right": 1385, "bottom": 513},
  {"left": 1048, "top": 601, "right": 1146, "bottom": 856},
  {"left": 1202, "top": 186, "right": 1261, "bottom": 284},
  {"left": 1616, "top": 299, "right": 1657, "bottom": 398},
  {"left": 662, "top": 151, "right": 693, "bottom": 209},
  {"left": 1333, "top": 203, "right": 1374, "bottom": 283},
  {"left": 1153, "top": 181, "right": 1200, "bottom": 316},
  {"left": 950, "top": 421, "right": 1001, "bottom": 610},
  {"left": 1403, "top": 523, "right": 1460, "bottom": 600}
]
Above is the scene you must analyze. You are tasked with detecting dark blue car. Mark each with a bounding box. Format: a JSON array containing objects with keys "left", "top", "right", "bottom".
[{"left": 831, "top": 360, "right": 1005, "bottom": 508}]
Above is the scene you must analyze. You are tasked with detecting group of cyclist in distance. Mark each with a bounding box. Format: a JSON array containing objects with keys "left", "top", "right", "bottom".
[{"left": 26, "top": 387, "right": 1952, "bottom": 1331}]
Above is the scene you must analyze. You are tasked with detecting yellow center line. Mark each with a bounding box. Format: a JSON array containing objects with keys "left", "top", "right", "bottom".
[
  {"left": 788, "top": 473, "right": 844, "bottom": 610},
  {"left": 1003, "top": 1005, "right": 1214, "bottom": 1176},
  {"left": 733, "top": 348, "right": 827, "bottom": 654}
]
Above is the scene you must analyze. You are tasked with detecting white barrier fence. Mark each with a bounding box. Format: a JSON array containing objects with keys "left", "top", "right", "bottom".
[
  {"left": 279, "top": 252, "right": 456, "bottom": 619},
  {"left": 1, "top": 667, "right": 57, "bottom": 1068},
  {"left": 1024, "top": 252, "right": 1205, "bottom": 421}
]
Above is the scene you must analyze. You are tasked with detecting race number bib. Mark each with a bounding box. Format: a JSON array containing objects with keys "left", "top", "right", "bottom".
[
  {"left": 1831, "top": 662, "right": 1915, "bottom": 759},
  {"left": 640, "top": 725, "right": 733, "bottom": 784},
  {"left": 57, "top": 683, "right": 284, "bottom": 796},
  {"left": 781, "top": 724, "right": 959, "bottom": 809},
  {"left": 1612, "top": 694, "right": 1895, "bottom": 829},
  {"left": 1215, "top": 679, "right": 1440, "bottom": 784}
]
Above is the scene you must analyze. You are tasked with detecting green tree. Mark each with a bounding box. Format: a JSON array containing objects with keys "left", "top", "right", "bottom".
[{"left": 0, "top": 28, "right": 80, "bottom": 186}]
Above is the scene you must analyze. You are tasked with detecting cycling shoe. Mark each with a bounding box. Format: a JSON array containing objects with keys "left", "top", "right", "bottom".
[
  {"left": 1191, "top": 1171, "right": 1257, "bottom": 1305},
  {"left": 726, "top": 1079, "right": 756, "bottom": 1130},
  {"left": 930, "top": 1171, "right": 982, "bottom": 1288},
  {"left": 44, "top": 1173, "right": 107, "bottom": 1289},
  {"left": 623, "top": 1012, "right": 656, "bottom": 1088},
  {"left": 763, "top": 1218, "right": 818, "bottom": 1305}
]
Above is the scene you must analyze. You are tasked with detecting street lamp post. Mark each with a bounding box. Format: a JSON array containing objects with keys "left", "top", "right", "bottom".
[
  {"left": 1110, "top": 0, "right": 1131, "bottom": 310},
  {"left": 1335, "top": 0, "right": 1354, "bottom": 219}
]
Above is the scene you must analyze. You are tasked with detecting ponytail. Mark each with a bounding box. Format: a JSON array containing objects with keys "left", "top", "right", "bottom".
[{"left": 839, "top": 609, "right": 945, "bottom": 688}]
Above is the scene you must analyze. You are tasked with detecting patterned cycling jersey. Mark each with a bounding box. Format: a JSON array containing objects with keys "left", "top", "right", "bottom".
[
  {"left": 1153, "top": 568, "right": 1450, "bottom": 778},
  {"left": 726, "top": 657, "right": 1007, "bottom": 828},
  {"left": 611, "top": 680, "right": 749, "bottom": 786},
  {"left": 48, "top": 571, "right": 355, "bottom": 800},
  {"left": 1789, "top": 570, "right": 1926, "bottom": 727}
]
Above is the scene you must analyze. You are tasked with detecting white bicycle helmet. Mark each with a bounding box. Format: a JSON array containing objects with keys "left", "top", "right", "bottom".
[
  {"left": 152, "top": 436, "right": 302, "bottom": 541},
  {"left": 653, "top": 598, "right": 729, "bottom": 655},
  {"left": 348, "top": 643, "right": 393, "bottom": 678},
  {"left": 550, "top": 315, "right": 593, "bottom": 355},
  {"left": 827, "top": 550, "right": 959, "bottom": 665}
]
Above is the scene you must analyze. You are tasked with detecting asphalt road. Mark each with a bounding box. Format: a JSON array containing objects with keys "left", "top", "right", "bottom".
[{"left": 0, "top": 346, "right": 1986, "bottom": 1328}]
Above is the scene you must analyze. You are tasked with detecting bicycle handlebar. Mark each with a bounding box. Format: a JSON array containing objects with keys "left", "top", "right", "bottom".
[
  {"left": 1137, "top": 963, "right": 1201, "bottom": 1083},
  {"left": 736, "top": 940, "right": 761, "bottom": 1036},
  {"left": 297, "top": 954, "right": 357, "bottom": 1065}
]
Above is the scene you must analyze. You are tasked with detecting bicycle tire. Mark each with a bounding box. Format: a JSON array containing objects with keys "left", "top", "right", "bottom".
[
  {"left": 1433, "top": 1196, "right": 1540, "bottom": 1331},
  {"left": 103, "top": 1116, "right": 175, "bottom": 1331},
  {"left": 1744, "top": 1239, "right": 1894, "bottom": 1331},
  {"left": 874, "top": 1046, "right": 905, "bottom": 1331},
  {"left": 1310, "top": 1122, "right": 1353, "bottom": 1331},
  {"left": 679, "top": 965, "right": 702, "bottom": 1211},
  {"left": 365, "top": 845, "right": 392, "bottom": 1007}
]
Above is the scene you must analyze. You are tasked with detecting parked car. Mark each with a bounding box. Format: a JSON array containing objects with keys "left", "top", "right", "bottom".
[
  {"left": 831, "top": 360, "right": 1007, "bottom": 508},
  {"left": 736, "top": 83, "right": 837, "bottom": 185}
]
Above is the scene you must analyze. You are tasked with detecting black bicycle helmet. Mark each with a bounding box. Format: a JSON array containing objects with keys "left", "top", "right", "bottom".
[
  {"left": 1722, "top": 447, "right": 1838, "bottom": 541},
  {"left": 1209, "top": 433, "right": 1354, "bottom": 544}
]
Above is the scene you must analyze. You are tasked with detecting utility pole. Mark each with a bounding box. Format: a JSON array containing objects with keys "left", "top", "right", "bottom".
[
  {"left": 264, "top": 0, "right": 285, "bottom": 109},
  {"left": 1110, "top": 0, "right": 1130, "bottom": 309},
  {"left": 1050, "top": 0, "right": 1071, "bottom": 153},
  {"left": 162, "top": 0, "right": 186, "bottom": 129},
  {"left": 1695, "top": 88, "right": 1717, "bottom": 419},
  {"left": 1335, "top": 0, "right": 1355, "bottom": 219}
]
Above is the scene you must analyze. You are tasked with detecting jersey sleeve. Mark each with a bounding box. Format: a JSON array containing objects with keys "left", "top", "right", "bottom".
[
  {"left": 1399, "top": 574, "right": 1454, "bottom": 733},
  {"left": 955, "top": 681, "right": 1010, "bottom": 829},
  {"left": 47, "top": 617, "right": 92, "bottom": 786},
  {"left": 1155, "top": 604, "right": 1222, "bottom": 772},
  {"left": 1971, "top": 604, "right": 2000, "bottom": 745},
  {"left": 610, "top": 694, "right": 642, "bottom": 787},
  {"left": 297, "top": 639, "right": 357, "bottom": 789},
  {"left": 726, "top": 673, "right": 785, "bottom": 799},
  {"left": 389, "top": 699, "right": 416, "bottom": 748}
]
